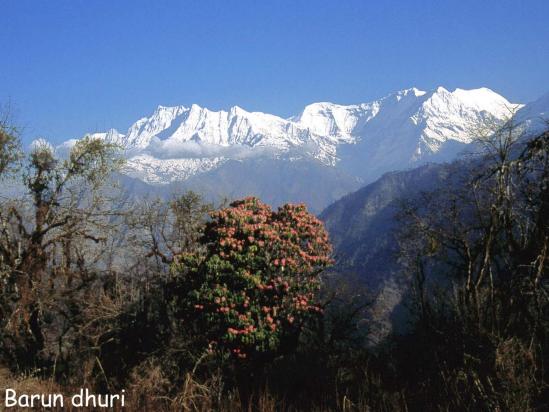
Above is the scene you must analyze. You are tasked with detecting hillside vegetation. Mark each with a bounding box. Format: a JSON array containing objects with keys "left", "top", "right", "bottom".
[{"left": 0, "top": 115, "right": 548, "bottom": 410}]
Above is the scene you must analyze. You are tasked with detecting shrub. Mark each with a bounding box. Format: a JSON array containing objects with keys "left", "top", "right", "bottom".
[{"left": 170, "top": 197, "right": 333, "bottom": 362}]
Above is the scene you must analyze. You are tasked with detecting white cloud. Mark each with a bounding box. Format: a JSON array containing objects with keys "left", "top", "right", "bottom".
[{"left": 144, "top": 137, "right": 280, "bottom": 160}]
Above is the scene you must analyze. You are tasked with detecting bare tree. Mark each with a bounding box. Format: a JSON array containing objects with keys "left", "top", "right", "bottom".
[
  {"left": 0, "top": 134, "right": 123, "bottom": 371},
  {"left": 397, "top": 116, "right": 549, "bottom": 408},
  {"left": 124, "top": 191, "right": 213, "bottom": 273}
]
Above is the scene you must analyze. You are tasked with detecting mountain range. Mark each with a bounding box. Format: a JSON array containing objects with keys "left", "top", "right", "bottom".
[{"left": 55, "top": 86, "right": 548, "bottom": 211}]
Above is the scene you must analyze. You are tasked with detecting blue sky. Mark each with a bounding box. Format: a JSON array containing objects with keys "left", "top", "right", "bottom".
[{"left": 1, "top": 0, "right": 548, "bottom": 144}]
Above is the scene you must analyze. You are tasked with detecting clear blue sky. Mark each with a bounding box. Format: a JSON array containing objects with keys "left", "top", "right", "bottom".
[{"left": 2, "top": 0, "right": 548, "bottom": 144}]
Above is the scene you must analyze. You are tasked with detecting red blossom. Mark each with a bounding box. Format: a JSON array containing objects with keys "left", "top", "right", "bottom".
[{"left": 179, "top": 197, "right": 332, "bottom": 361}]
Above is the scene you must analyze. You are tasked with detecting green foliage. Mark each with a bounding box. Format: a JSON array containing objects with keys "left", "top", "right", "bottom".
[
  {"left": 25, "top": 136, "right": 123, "bottom": 196},
  {"left": 67, "top": 136, "right": 125, "bottom": 184},
  {"left": 170, "top": 197, "right": 333, "bottom": 361},
  {"left": 0, "top": 108, "right": 21, "bottom": 178}
]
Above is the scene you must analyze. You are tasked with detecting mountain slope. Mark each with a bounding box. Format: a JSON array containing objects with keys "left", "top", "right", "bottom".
[
  {"left": 320, "top": 163, "right": 453, "bottom": 287},
  {"left": 515, "top": 91, "right": 549, "bottom": 133},
  {"left": 319, "top": 162, "right": 457, "bottom": 341},
  {"left": 319, "top": 91, "right": 549, "bottom": 284},
  {"left": 114, "top": 158, "right": 361, "bottom": 214}
]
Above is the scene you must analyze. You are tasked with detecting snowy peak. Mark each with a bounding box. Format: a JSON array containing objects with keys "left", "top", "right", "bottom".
[
  {"left": 123, "top": 105, "right": 188, "bottom": 148},
  {"left": 417, "top": 87, "right": 519, "bottom": 146},
  {"left": 293, "top": 88, "right": 432, "bottom": 140},
  {"left": 120, "top": 103, "right": 315, "bottom": 151},
  {"left": 294, "top": 102, "right": 372, "bottom": 142},
  {"left": 407, "top": 87, "right": 427, "bottom": 97},
  {"left": 421, "top": 87, "right": 516, "bottom": 119},
  {"left": 295, "top": 86, "right": 517, "bottom": 153}
]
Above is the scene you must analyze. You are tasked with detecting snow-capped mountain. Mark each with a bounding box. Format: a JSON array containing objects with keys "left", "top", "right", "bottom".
[{"left": 65, "top": 86, "right": 525, "bottom": 185}]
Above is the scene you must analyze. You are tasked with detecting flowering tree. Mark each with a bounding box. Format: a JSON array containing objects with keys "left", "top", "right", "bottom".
[{"left": 171, "top": 197, "right": 332, "bottom": 361}]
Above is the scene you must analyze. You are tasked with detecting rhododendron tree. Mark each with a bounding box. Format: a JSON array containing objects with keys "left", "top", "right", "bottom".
[{"left": 170, "top": 197, "right": 333, "bottom": 361}]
